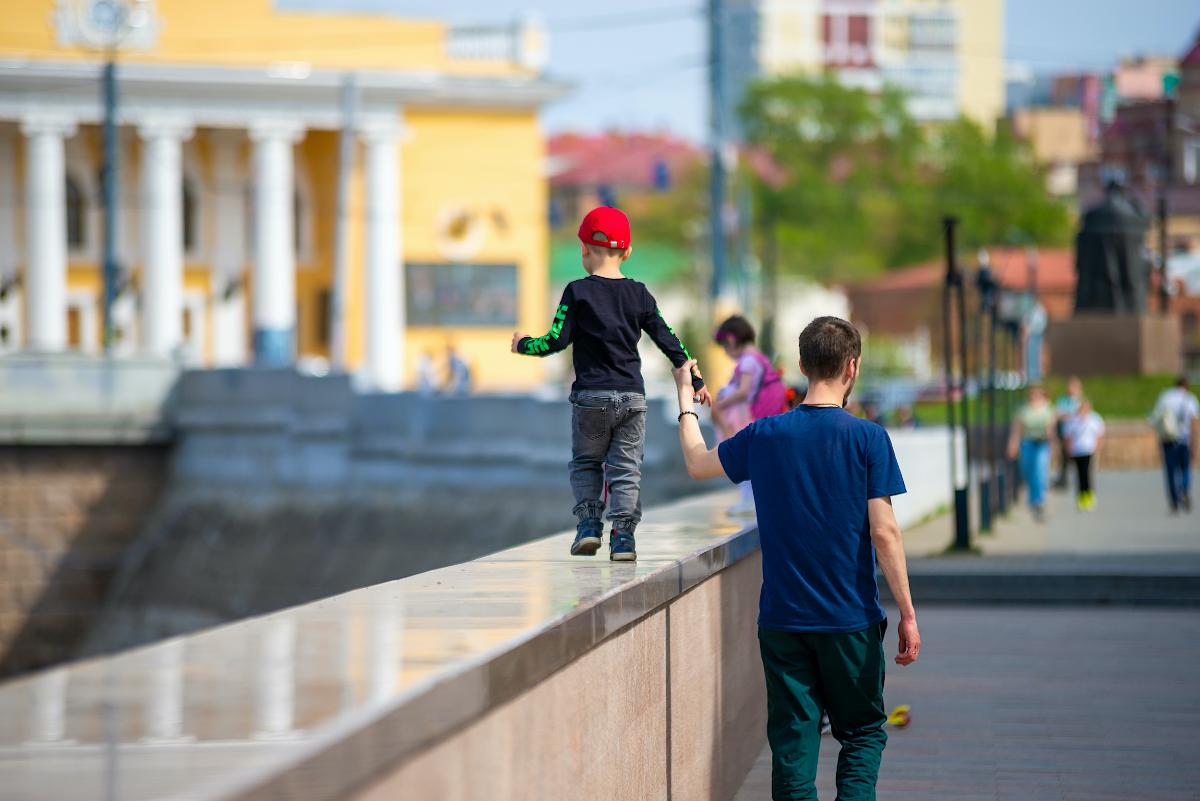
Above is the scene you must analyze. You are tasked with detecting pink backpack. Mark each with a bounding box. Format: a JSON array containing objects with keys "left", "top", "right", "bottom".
[{"left": 742, "top": 351, "right": 788, "bottom": 420}]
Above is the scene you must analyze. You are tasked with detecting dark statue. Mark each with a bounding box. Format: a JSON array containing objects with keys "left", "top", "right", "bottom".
[{"left": 1074, "top": 180, "right": 1150, "bottom": 313}]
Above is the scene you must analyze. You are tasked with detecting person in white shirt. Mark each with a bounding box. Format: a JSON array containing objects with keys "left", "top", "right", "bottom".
[
  {"left": 1150, "top": 376, "right": 1200, "bottom": 513},
  {"left": 1064, "top": 398, "right": 1104, "bottom": 511}
]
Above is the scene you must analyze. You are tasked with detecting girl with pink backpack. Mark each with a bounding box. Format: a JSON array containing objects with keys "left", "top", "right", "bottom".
[{"left": 711, "top": 315, "right": 788, "bottom": 515}]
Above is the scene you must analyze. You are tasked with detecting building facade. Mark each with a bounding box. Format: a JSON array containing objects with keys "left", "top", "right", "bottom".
[
  {"left": 724, "top": 0, "right": 1004, "bottom": 133},
  {"left": 0, "top": 0, "right": 566, "bottom": 390},
  {"left": 1077, "top": 37, "right": 1200, "bottom": 259}
]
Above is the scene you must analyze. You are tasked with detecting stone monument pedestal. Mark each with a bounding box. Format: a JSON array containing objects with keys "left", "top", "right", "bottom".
[{"left": 1046, "top": 313, "right": 1182, "bottom": 376}]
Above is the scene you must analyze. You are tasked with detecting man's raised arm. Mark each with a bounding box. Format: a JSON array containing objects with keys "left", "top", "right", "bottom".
[{"left": 673, "top": 360, "right": 724, "bottom": 480}]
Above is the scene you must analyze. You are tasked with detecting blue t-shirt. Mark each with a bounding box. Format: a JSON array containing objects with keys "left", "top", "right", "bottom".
[{"left": 717, "top": 405, "right": 907, "bottom": 633}]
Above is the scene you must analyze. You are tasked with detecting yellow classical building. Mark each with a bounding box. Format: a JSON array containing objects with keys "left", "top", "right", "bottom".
[{"left": 0, "top": 0, "right": 566, "bottom": 389}]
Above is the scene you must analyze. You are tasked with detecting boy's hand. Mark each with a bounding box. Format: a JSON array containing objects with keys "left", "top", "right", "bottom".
[
  {"left": 673, "top": 360, "right": 711, "bottom": 407},
  {"left": 510, "top": 332, "right": 527, "bottom": 354}
]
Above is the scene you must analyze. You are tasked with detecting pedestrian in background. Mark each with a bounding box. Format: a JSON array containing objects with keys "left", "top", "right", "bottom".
[
  {"left": 444, "top": 344, "right": 472, "bottom": 395},
  {"left": 863, "top": 400, "right": 887, "bottom": 427},
  {"left": 710, "top": 314, "right": 788, "bottom": 516},
  {"left": 1150, "top": 375, "right": 1200, "bottom": 514},
  {"left": 1064, "top": 397, "right": 1104, "bottom": 511},
  {"left": 894, "top": 405, "right": 920, "bottom": 429},
  {"left": 1008, "top": 383, "right": 1054, "bottom": 522},
  {"left": 416, "top": 349, "right": 438, "bottom": 396},
  {"left": 1052, "top": 376, "right": 1083, "bottom": 490}
]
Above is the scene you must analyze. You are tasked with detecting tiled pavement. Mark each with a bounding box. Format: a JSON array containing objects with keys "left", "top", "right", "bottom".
[
  {"left": 734, "top": 605, "right": 1200, "bottom": 801},
  {"left": 902, "top": 469, "right": 1199, "bottom": 559}
]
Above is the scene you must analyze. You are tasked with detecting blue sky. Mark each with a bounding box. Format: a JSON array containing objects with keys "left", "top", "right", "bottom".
[{"left": 279, "top": 0, "right": 1200, "bottom": 140}]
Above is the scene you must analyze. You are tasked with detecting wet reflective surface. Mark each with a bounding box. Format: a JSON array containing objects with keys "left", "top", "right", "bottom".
[{"left": 0, "top": 489, "right": 751, "bottom": 801}]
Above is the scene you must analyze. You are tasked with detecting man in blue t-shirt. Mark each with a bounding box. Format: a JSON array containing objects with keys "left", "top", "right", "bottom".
[{"left": 671, "top": 316, "right": 920, "bottom": 801}]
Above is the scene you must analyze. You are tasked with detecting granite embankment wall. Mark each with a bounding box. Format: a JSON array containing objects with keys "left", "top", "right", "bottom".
[{"left": 0, "top": 366, "right": 720, "bottom": 676}]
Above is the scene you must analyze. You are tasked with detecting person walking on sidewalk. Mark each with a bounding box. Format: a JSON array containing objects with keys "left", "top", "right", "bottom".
[
  {"left": 1063, "top": 397, "right": 1104, "bottom": 511},
  {"left": 1008, "top": 383, "right": 1054, "bottom": 522},
  {"left": 670, "top": 316, "right": 920, "bottom": 801},
  {"left": 1150, "top": 375, "right": 1200, "bottom": 513},
  {"left": 1052, "top": 376, "right": 1083, "bottom": 489}
]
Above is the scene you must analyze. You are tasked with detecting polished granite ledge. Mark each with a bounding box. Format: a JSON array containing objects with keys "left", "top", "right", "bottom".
[{"left": 0, "top": 488, "right": 756, "bottom": 801}]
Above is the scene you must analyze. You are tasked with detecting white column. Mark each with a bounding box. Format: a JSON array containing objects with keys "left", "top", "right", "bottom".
[
  {"left": 361, "top": 120, "right": 404, "bottom": 391},
  {"left": 0, "top": 127, "right": 20, "bottom": 351},
  {"left": 20, "top": 115, "right": 76, "bottom": 352},
  {"left": 210, "top": 129, "right": 247, "bottom": 366},
  {"left": 249, "top": 121, "right": 303, "bottom": 366},
  {"left": 138, "top": 119, "right": 193, "bottom": 358},
  {"left": 0, "top": 127, "right": 17, "bottom": 281}
]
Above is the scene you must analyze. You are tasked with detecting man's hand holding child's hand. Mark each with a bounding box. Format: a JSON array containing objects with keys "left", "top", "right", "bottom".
[{"left": 673, "top": 359, "right": 711, "bottom": 408}]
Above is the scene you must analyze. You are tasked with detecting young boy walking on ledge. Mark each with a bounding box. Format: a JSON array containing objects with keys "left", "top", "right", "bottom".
[{"left": 511, "top": 206, "right": 710, "bottom": 561}]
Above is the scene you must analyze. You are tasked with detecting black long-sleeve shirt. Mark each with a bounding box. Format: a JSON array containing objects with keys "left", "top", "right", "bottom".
[{"left": 517, "top": 275, "right": 704, "bottom": 394}]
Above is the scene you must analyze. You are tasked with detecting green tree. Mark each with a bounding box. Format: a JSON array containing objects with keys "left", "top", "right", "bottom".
[
  {"left": 738, "top": 74, "right": 1073, "bottom": 282},
  {"left": 930, "top": 118, "right": 1073, "bottom": 249},
  {"left": 740, "top": 74, "right": 932, "bottom": 283}
]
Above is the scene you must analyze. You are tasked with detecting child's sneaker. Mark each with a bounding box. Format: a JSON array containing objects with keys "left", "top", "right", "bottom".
[
  {"left": 609, "top": 529, "right": 637, "bottom": 562},
  {"left": 570, "top": 519, "right": 603, "bottom": 556}
]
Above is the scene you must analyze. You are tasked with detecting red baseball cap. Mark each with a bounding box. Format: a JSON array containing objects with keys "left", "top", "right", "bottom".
[{"left": 577, "top": 206, "right": 631, "bottom": 250}]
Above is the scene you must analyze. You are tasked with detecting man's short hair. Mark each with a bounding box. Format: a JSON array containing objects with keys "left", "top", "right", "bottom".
[
  {"left": 798, "top": 316, "right": 861, "bottom": 381},
  {"left": 1177, "top": 374, "right": 1189, "bottom": 388}
]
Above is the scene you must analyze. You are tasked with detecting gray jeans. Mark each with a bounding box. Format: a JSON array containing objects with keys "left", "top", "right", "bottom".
[{"left": 568, "top": 390, "right": 647, "bottom": 531}]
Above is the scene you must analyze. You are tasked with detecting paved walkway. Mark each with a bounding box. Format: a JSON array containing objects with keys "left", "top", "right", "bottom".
[
  {"left": 903, "top": 469, "right": 1198, "bottom": 558},
  {"left": 737, "top": 470, "right": 1200, "bottom": 800},
  {"left": 734, "top": 605, "right": 1200, "bottom": 801}
]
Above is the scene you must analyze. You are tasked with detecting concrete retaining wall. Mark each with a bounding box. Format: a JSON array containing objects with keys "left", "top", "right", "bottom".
[
  {"left": 888, "top": 428, "right": 955, "bottom": 529},
  {"left": 353, "top": 554, "right": 766, "bottom": 801},
  {"left": 0, "top": 445, "right": 170, "bottom": 677}
]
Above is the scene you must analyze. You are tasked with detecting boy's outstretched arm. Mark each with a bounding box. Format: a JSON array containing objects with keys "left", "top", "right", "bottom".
[
  {"left": 512, "top": 287, "right": 574, "bottom": 357},
  {"left": 641, "top": 291, "right": 710, "bottom": 403}
]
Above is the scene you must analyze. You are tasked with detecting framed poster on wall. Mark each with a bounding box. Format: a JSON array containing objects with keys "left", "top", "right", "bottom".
[{"left": 405, "top": 262, "right": 519, "bottom": 327}]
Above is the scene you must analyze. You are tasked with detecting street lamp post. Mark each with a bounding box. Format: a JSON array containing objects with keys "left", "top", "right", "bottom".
[
  {"left": 75, "top": 0, "right": 149, "bottom": 352},
  {"left": 101, "top": 55, "right": 118, "bottom": 350},
  {"left": 975, "top": 255, "right": 997, "bottom": 534},
  {"left": 943, "top": 217, "right": 970, "bottom": 551}
]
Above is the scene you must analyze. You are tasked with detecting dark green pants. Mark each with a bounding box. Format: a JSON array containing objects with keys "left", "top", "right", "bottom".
[{"left": 758, "top": 623, "right": 888, "bottom": 801}]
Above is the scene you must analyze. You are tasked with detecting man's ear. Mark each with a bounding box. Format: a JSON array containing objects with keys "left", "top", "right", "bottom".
[
  {"left": 620, "top": 245, "right": 633, "bottom": 262},
  {"left": 844, "top": 357, "right": 860, "bottom": 383}
]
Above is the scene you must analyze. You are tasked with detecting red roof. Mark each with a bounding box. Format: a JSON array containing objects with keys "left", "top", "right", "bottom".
[
  {"left": 989, "top": 247, "right": 1075, "bottom": 292},
  {"left": 548, "top": 132, "right": 703, "bottom": 189},
  {"left": 1181, "top": 37, "right": 1200, "bottom": 66},
  {"left": 852, "top": 248, "right": 1075, "bottom": 293}
]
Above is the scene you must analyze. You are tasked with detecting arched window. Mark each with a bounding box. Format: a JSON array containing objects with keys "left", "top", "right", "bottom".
[
  {"left": 65, "top": 175, "right": 86, "bottom": 249},
  {"left": 182, "top": 177, "right": 198, "bottom": 253}
]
